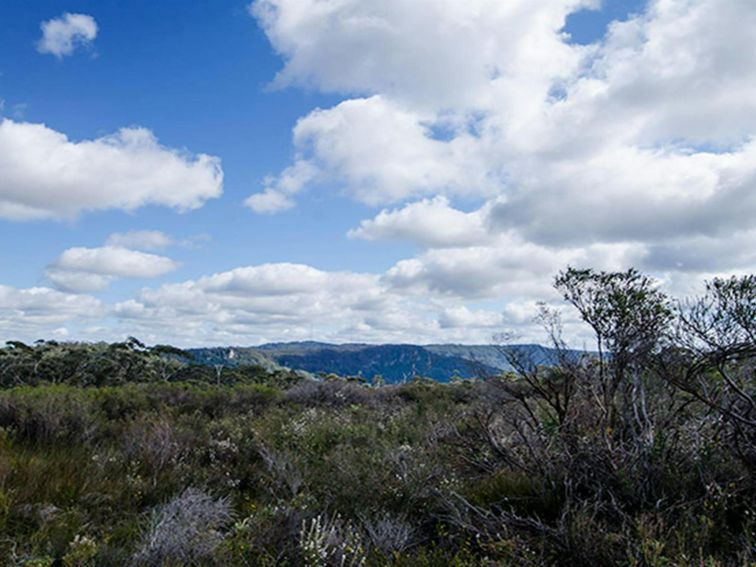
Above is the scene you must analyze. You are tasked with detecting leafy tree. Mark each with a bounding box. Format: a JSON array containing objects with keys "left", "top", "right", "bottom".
[
  {"left": 554, "top": 268, "right": 672, "bottom": 430},
  {"left": 671, "top": 275, "right": 756, "bottom": 467}
]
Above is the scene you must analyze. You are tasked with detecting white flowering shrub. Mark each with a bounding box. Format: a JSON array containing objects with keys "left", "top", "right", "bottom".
[{"left": 300, "top": 513, "right": 366, "bottom": 567}]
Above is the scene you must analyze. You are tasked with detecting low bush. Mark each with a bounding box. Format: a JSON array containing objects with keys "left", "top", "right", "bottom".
[{"left": 0, "top": 270, "right": 753, "bottom": 565}]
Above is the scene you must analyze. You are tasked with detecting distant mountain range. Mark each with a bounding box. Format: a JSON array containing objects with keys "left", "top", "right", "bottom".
[{"left": 188, "top": 342, "right": 583, "bottom": 383}]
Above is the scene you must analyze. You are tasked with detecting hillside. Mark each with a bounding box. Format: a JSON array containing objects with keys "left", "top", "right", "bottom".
[{"left": 187, "top": 342, "right": 576, "bottom": 382}]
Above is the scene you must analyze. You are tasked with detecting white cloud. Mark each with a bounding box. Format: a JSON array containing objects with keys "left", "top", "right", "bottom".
[
  {"left": 588, "top": 0, "right": 756, "bottom": 148},
  {"left": 385, "top": 243, "right": 562, "bottom": 300},
  {"left": 0, "top": 285, "right": 102, "bottom": 321},
  {"left": 245, "top": 159, "right": 318, "bottom": 213},
  {"left": 250, "top": 0, "right": 756, "bottom": 215},
  {"left": 0, "top": 285, "right": 103, "bottom": 341},
  {"left": 45, "top": 271, "right": 114, "bottom": 294},
  {"left": 245, "top": 190, "right": 296, "bottom": 214},
  {"left": 248, "top": 96, "right": 497, "bottom": 209},
  {"left": 349, "top": 197, "right": 490, "bottom": 248},
  {"left": 102, "top": 257, "right": 616, "bottom": 347},
  {"left": 37, "top": 13, "right": 98, "bottom": 58},
  {"left": 642, "top": 229, "right": 756, "bottom": 274},
  {"left": 488, "top": 142, "right": 756, "bottom": 246},
  {"left": 47, "top": 246, "right": 180, "bottom": 293},
  {"left": 480, "top": 0, "right": 756, "bottom": 247},
  {"left": 0, "top": 251, "right": 714, "bottom": 347},
  {"left": 384, "top": 235, "right": 646, "bottom": 300},
  {"left": 113, "top": 263, "right": 406, "bottom": 344},
  {"left": 0, "top": 255, "right": 595, "bottom": 346},
  {"left": 0, "top": 120, "right": 223, "bottom": 220},
  {"left": 251, "top": 0, "right": 593, "bottom": 109},
  {"left": 106, "top": 230, "right": 175, "bottom": 251},
  {"left": 6, "top": 0, "right": 756, "bottom": 347},
  {"left": 253, "top": 0, "right": 756, "bottom": 232},
  {"left": 105, "top": 230, "right": 210, "bottom": 251},
  {"left": 246, "top": 0, "right": 756, "bottom": 317},
  {"left": 107, "top": 262, "right": 539, "bottom": 345},
  {"left": 246, "top": 0, "right": 594, "bottom": 209},
  {"left": 438, "top": 306, "right": 503, "bottom": 329}
]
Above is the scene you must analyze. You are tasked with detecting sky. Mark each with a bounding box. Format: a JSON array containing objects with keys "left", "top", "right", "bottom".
[{"left": 0, "top": 0, "right": 754, "bottom": 347}]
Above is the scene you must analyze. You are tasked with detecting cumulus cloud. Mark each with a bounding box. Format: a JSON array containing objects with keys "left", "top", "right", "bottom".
[
  {"left": 487, "top": 143, "right": 756, "bottom": 246},
  {"left": 104, "top": 261, "right": 569, "bottom": 346},
  {"left": 52, "top": 246, "right": 179, "bottom": 278},
  {"left": 481, "top": 0, "right": 756, "bottom": 247},
  {"left": 245, "top": 160, "right": 317, "bottom": 213},
  {"left": 0, "top": 285, "right": 103, "bottom": 341},
  {"left": 6, "top": 0, "right": 755, "bottom": 347},
  {"left": 244, "top": 0, "right": 756, "bottom": 320},
  {"left": 251, "top": 0, "right": 592, "bottom": 109},
  {"left": 251, "top": 0, "right": 756, "bottom": 226},
  {"left": 245, "top": 0, "right": 600, "bottom": 210},
  {"left": 384, "top": 238, "right": 569, "bottom": 300},
  {"left": 1, "top": 254, "right": 597, "bottom": 346},
  {"left": 248, "top": 96, "right": 497, "bottom": 209},
  {"left": 643, "top": 229, "right": 756, "bottom": 274},
  {"left": 47, "top": 246, "right": 180, "bottom": 293},
  {"left": 106, "top": 230, "right": 175, "bottom": 251},
  {"left": 37, "top": 13, "right": 98, "bottom": 58},
  {"left": 438, "top": 306, "right": 503, "bottom": 329},
  {"left": 349, "top": 197, "right": 490, "bottom": 248},
  {"left": 113, "top": 263, "right": 423, "bottom": 344},
  {"left": 244, "top": 189, "right": 295, "bottom": 214},
  {"left": 102, "top": 255, "right": 618, "bottom": 347},
  {"left": 45, "top": 271, "right": 114, "bottom": 294},
  {"left": 0, "top": 120, "right": 223, "bottom": 220},
  {"left": 105, "top": 230, "right": 210, "bottom": 251}
]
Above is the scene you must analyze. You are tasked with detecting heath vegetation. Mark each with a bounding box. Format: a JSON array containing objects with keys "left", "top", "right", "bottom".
[{"left": 0, "top": 269, "right": 753, "bottom": 566}]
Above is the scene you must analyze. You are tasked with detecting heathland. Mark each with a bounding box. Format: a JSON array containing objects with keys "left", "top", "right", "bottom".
[{"left": 0, "top": 269, "right": 753, "bottom": 566}]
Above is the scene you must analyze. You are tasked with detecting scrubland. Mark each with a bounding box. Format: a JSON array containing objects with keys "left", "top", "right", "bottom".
[{"left": 0, "top": 269, "right": 753, "bottom": 566}]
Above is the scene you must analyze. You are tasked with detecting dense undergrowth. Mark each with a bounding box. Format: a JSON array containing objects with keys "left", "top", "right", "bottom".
[{"left": 0, "top": 269, "right": 753, "bottom": 566}]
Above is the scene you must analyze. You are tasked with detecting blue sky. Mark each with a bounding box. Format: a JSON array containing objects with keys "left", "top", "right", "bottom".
[
  {"left": 1, "top": 0, "right": 753, "bottom": 346},
  {"left": 1, "top": 1, "right": 369, "bottom": 286}
]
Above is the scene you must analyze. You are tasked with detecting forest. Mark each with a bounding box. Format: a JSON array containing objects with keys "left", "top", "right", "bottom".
[{"left": 0, "top": 268, "right": 753, "bottom": 566}]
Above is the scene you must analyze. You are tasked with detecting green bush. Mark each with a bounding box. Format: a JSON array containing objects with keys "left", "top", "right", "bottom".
[{"left": 0, "top": 271, "right": 753, "bottom": 565}]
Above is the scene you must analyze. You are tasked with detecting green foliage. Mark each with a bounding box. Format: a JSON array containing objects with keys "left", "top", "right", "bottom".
[
  {"left": 0, "top": 340, "right": 300, "bottom": 389},
  {"left": 0, "top": 271, "right": 753, "bottom": 565}
]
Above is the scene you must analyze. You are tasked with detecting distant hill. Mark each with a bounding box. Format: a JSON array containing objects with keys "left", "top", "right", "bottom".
[{"left": 187, "top": 342, "right": 583, "bottom": 383}]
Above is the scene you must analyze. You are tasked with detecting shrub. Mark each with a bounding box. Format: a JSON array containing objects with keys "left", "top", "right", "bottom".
[
  {"left": 285, "top": 379, "right": 372, "bottom": 407},
  {"left": 299, "top": 513, "right": 366, "bottom": 567},
  {"left": 131, "top": 487, "right": 232, "bottom": 566},
  {"left": 361, "top": 512, "right": 416, "bottom": 557}
]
